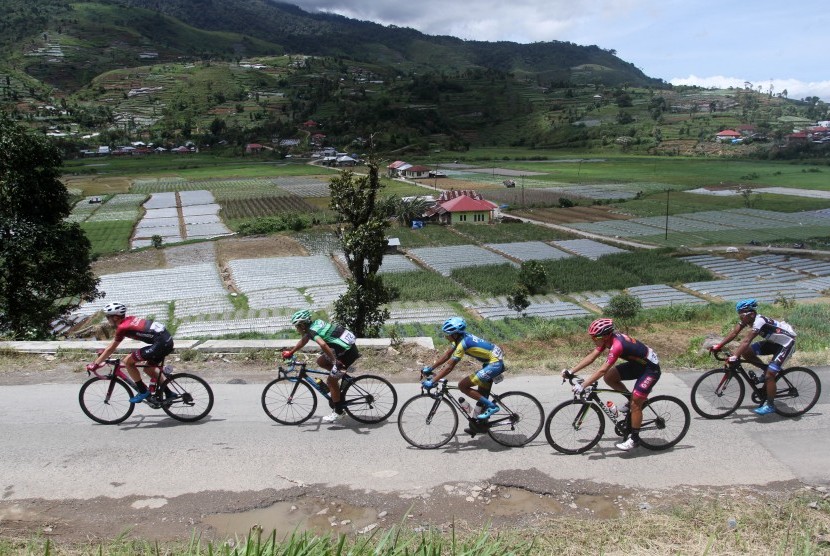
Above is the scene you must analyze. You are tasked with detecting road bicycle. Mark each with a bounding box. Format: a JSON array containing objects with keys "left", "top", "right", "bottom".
[
  {"left": 544, "top": 371, "right": 690, "bottom": 454},
  {"left": 261, "top": 354, "right": 398, "bottom": 425},
  {"left": 396, "top": 372, "right": 544, "bottom": 449},
  {"left": 79, "top": 357, "right": 214, "bottom": 424},
  {"left": 690, "top": 351, "right": 821, "bottom": 419}
]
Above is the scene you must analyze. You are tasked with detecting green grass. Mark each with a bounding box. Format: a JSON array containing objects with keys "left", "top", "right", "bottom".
[
  {"left": 80, "top": 220, "right": 134, "bottom": 254},
  {"left": 384, "top": 271, "right": 469, "bottom": 301},
  {"left": 451, "top": 263, "right": 519, "bottom": 296},
  {"left": 599, "top": 249, "right": 717, "bottom": 284},
  {"left": 391, "top": 224, "right": 471, "bottom": 248},
  {"left": 616, "top": 190, "right": 830, "bottom": 217},
  {"left": 454, "top": 222, "right": 573, "bottom": 242}
]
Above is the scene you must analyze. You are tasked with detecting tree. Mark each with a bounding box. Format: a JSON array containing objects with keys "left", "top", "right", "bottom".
[
  {"left": 329, "top": 158, "right": 394, "bottom": 337},
  {"left": 517, "top": 260, "right": 547, "bottom": 295},
  {"left": 0, "top": 118, "right": 100, "bottom": 338}
]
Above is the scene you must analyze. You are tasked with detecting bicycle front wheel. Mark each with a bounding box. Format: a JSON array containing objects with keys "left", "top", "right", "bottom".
[
  {"left": 161, "top": 373, "right": 214, "bottom": 422},
  {"left": 544, "top": 399, "right": 605, "bottom": 455},
  {"left": 262, "top": 377, "right": 317, "bottom": 425},
  {"left": 637, "top": 395, "right": 690, "bottom": 451},
  {"left": 79, "top": 376, "right": 135, "bottom": 425},
  {"left": 690, "top": 368, "right": 745, "bottom": 419},
  {"left": 342, "top": 375, "right": 398, "bottom": 424},
  {"left": 397, "top": 394, "right": 458, "bottom": 449},
  {"left": 774, "top": 367, "right": 821, "bottom": 417},
  {"left": 487, "top": 391, "right": 544, "bottom": 447}
]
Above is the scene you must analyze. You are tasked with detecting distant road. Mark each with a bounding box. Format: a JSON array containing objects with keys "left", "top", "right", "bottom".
[{"left": 0, "top": 370, "right": 827, "bottom": 503}]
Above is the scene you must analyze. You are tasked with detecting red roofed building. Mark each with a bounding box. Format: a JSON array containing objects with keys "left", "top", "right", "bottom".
[
  {"left": 715, "top": 129, "right": 741, "bottom": 142},
  {"left": 424, "top": 191, "right": 497, "bottom": 224}
]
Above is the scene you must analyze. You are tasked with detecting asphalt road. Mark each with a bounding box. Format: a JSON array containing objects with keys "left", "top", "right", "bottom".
[{"left": 0, "top": 369, "right": 827, "bottom": 504}]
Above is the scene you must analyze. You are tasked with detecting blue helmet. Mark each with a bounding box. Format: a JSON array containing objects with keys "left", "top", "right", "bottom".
[
  {"left": 441, "top": 317, "right": 467, "bottom": 335},
  {"left": 736, "top": 299, "right": 758, "bottom": 313}
]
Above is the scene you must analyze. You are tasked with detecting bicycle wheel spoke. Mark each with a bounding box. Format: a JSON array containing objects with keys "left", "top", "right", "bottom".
[
  {"left": 343, "top": 375, "right": 398, "bottom": 424},
  {"left": 774, "top": 367, "right": 821, "bottom": 417},
  {"left": 637, "top": 396, "right": 690, "bottom": 450},
  {"left": 397, "top": 395, "right": 458, "bottom": 449},
  {"left": 79, "top": 377, "right": 134, "bottom": 425},
  {"left": 487, "top": 392, "right": 544, "bottom": 447},
  {"left": 691, "top": 369, "right": 745, "bottom": 419},
  {"left": 262, "top": 378, "right": 317, "bottom": 425},
  {"left": 162, "top": 373, "right": 213, "bottom": 422},
  {"left": 544, "top": 400, "right": 604, "bottom": 454}
]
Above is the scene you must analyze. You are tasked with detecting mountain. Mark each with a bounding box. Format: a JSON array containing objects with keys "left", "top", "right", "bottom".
[{"left": 1, "top": 0, "right": 662, "bottom": 92}]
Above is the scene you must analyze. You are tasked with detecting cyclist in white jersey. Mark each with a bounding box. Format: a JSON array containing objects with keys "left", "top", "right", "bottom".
[{"left": 710, "top": 298, "right": 797, "bottom": 415}]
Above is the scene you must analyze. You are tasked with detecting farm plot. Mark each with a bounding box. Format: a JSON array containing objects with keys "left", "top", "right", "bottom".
[
  {"left": 381, "top": 271, "right": 469, "bottom": 302},
  {"left": 680, "top": 255, "right": 805, "bottom": 282},
  {"left": 220, "top": 195, "right": 319, "bottom": 220},
  {"left": 82, "top": 194, "right": 145, "bottom": 223},
  {"left": 228, "top": 255, "right": 345, "bottom": 292},
  {"left": 293, "top": 231, "right": 342, "bottom": 255},
  {"left": 798, "top": 277, "right": 830, "bottom": 292},
  {"left": 638, "top": 225, "right": 830, "bottom": 248},
  {"left": 462, "top": 295, "right": 590, "bottom": 320},
  {"left": 174, "top": 295, "right": 236, "bottom": 318},
  {"left": 272, "top": 176, "right": 333, "bottom": 198},
  {"left": 573, "top": 285, "right": 707, "bottom": 310},
  {"left": 747, "top": 255, "right": 830, "bottom": 277},
  {"left": 175, "top": 316, "right": 293, "bottom": 339},
  {"left": 455, "top": 222, "right": 573, "bottom": 242},
  {"left": 333, "top": 253, "right": 421, "bottom": 274},
  {"left": 552, "top": 239, "right": 628, "bottom": 259},
  {"left": 76, "top": 263, "right": 227, "bottom": 316},
  {"left": 683, "top": 278, "right": 821, "bottom": 304},
  {"left": 385, "top": 303, "right": 457, "bottom": 325},
  {"left": 306, "top": 284, "right": 349, "bottom": 309},
  {"left": 408, "top": 245, "right": 516, "bottom": 276},
  {"left": 245, "top": 287, "right": 309, "bottom": 310},
  {"left": 484, "top": 241, "right": 573, "bottom": 262}
]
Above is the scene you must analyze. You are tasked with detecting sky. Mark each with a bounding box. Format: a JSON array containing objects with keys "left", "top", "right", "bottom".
[{"left": 288, "top": 0, "right": 830, "bottom": 102}]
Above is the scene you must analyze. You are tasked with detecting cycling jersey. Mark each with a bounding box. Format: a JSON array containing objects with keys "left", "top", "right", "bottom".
[
  {"left": 307, "top": 320, "right": 356, "bottom": 353},
  {"left": 115, "top": 316, "right": 172, "bottom": 344},
  {"left": 742, "top": 314, "right": 796, "bottom": 345},
  {"left": 596, "top": 332, "right": 659, "bottom": 369},
  {"left": 451, "top": 333, "right": 504, "bottom": 364}
]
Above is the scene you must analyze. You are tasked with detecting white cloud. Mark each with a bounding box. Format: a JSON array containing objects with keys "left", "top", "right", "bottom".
[{"left": 670, "top": 75, "right": 830, "bottom": 102}]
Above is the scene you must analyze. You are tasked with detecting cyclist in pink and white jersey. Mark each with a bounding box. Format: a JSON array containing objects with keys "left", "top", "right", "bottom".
[
  {"left": 86, "top": 302, "right": 175, "bottom": 403},
  {"left": 563, "top": 318, "right": 661, "bottom": 451}
]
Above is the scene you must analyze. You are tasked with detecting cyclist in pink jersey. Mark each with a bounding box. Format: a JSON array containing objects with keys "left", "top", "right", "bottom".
[
  {"left": 563, "top": 318, "right": 661, "bottom": 451},
  {"left": 86, "top": 302, "right": 175, "bottom": 403}
]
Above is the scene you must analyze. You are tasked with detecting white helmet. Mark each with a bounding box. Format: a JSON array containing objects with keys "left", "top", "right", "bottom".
[{"left": 103, "top": 302, "right": 127, "bottom": 317}]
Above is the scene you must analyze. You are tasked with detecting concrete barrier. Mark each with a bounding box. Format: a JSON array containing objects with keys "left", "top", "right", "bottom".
[{"left": 0, "top": 337, "right": 434, "bottom": 355}]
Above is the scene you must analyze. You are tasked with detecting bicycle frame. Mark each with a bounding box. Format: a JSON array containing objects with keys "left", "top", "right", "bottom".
[
  {"left": 278, "top": 358, "right": 358, "bottom": 408},
  {"left": 421, "top": 378, "right": 514, "bottom": 430},
  {"left": 87, "top": 358, "right": 168, "bottom": 406},
  {"left": 712, "top": 351, "right": 773, "bottom": 399},
  {"left": 574, "top": 386, "right": 631, "bottom": 431}
]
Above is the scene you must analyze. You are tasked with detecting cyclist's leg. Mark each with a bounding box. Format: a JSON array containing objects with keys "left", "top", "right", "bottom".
[
  {"left": 323, "top": 345, "right": 359, "bottom": 412},
  {"left": 623, "top": 364, "right": 661, "bottom": 446},
  {"left": 466, "top": 361, "right": 504, "bottom": 418},
  {"left": 758, "top": 340, "right": 795, "bottom": 407}
]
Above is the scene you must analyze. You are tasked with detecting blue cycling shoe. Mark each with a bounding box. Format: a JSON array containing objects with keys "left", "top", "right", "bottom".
[
  {"left": 130, "top": 391, "right": 151, "bottom": 403},
  {"left": 754, "top": 402, "right": 776, "bottom": 416},
  {"left": 477, "top": 404, "right": 500, "bottom": 420}
]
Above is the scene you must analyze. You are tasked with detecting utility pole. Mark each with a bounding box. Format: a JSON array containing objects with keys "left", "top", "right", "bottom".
[{"left": 664, "top": 189, "right": 670, "bottom": 240}]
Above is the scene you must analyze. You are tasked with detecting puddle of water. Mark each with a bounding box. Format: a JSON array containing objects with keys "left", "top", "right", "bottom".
[
  {"left": 202, "top": 499, "right": 378, "bottom": 540},
  {"left": 485, "top": 487, "right": 564, "bottom": 516},
  {"left": 574, "top": 494, "right": 619, "bottom": 519}
]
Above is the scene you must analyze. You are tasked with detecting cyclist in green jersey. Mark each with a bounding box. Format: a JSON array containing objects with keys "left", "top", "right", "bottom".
[{"left": 282, "top": 309, "right": 360, "bottom": 423}]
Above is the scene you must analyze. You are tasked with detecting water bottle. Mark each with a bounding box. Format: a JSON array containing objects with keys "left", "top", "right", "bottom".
[
  {"left": 148, "top": 379, "right": 157, "bottom": 394},
  {"left": 606, "top": 400, "right": 618, "bottom": 418},
  {"left": 163, "top": 365, "right": 173, "bottom": 377},
  {"left": 458, "top": 397, "right": 472, "bottom": 416},
  {"left": 314, "top": 378, "right": 329, "bottom": 394}
]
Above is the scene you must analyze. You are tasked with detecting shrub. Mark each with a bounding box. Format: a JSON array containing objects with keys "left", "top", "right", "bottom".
[{"left": 607, "top": 292, "right": 642, "bottom": 321}]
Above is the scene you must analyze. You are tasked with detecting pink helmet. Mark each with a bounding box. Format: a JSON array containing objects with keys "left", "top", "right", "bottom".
[{"left": 588, "top": 318, "right": 614, "bottom": 337}]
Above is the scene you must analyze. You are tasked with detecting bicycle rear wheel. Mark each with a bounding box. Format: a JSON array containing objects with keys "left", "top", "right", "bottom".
[
  {"left": 79, "top": 376, "right": 134, "bottom": 425},
  {"left": 161, "top": 373, "right": 214, "bottom": 422},
  {"left": 774, "top": 367, "right": 821, "bottom": 417},
  {"left": 690, "top": 368, "right": 745, "bottom": 419},
  {"left": 262, "top": 377, "right": 317, "bottom": 425},
  {"left": 486, "top": 391, "right": 544, "bottom": 447},
  {"left": 544, "top": 399, "right": 605, "bottom": 455},
  {"left": 637, "top": 395, "right": 690, "bottom": 450},
  {"left": 397, "top": 394, "right": 458, "bottom": 449},
  {"left": 342, "top": 375, "right": 398, "bottom": 424}
]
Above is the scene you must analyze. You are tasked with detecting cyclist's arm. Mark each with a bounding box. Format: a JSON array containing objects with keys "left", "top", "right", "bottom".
[
  {"left": 731, "top": 328, "right": 760, "bottom": 360},
  {"left": 570, "top": 348, "right": 602, "bottom": 375},
  {"left": 426, "top": 345, "right": 455, "bottom": 373},
  {"left": 581, "top": 360, "right": 613, "bottom": 390},
  {"left": 91, "top": 337, "right": 122, "bottom": 367},
  {"left": 713, "top": 322, "right": 744, "bottom": 351},
  {"left": 313, "top": 336, "right": 340, "bottom": 369},
  {"left": 284, "top": 334, "right": 311, "bottom": 358},
  {"left": 431, "top": 357, "right": 459, "bottom": 382}
]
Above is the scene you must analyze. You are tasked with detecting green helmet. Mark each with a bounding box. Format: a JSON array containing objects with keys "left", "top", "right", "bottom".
[{"left": 291, "top": 309, "right": 312, "bottom": 325}]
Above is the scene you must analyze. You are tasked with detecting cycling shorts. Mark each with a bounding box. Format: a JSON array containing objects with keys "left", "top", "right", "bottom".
[
  {"left": 615, "top": 361, "right": 661, "bottom": 400},
  {"left": 134, "top": 338, "right": 174, "bottom": 365},
  {"left": 752, "top": 339, "right": 795, "bottom": 373},
  {"left": 470, "top": 360, "right": 505, "bottom": 388},
  {"left": 333, "top": 344, "right": 360, "bottom": 369}
]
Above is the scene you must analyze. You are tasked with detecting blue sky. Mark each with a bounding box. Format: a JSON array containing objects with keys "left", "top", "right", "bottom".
[{"left": 290, "top": 0, "right": 830, "bottom": 101}]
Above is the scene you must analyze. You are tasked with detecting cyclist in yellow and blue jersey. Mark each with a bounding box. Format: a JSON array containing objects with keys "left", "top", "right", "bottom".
[{"left": 421, "top": 317, "right": 504, "bottom": 421}]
